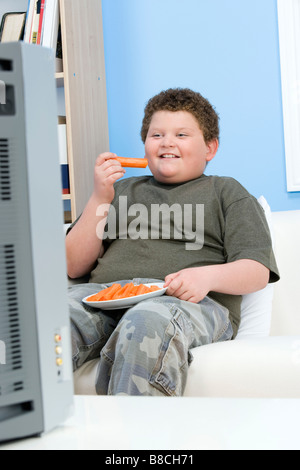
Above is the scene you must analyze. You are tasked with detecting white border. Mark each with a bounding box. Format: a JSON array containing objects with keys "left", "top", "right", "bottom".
[{"left": 278, "top": 0, "right": 300, "bottom": 192}]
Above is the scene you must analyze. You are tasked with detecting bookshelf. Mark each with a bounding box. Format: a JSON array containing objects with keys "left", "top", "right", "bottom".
[
  {"left": 57, "top": 0, "right": 109, "bottom": 222},
  {"left": 0, "top": 0, "right": 109, "bottom": 222}
]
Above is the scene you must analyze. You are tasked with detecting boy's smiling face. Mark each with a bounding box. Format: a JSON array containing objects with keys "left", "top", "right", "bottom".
[{"left": 145, "top": 110, "right": 218, "bottom": 184}]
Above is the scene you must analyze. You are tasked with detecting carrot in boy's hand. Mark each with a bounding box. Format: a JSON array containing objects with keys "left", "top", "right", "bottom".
[{"left": 115, "top": 157, "right": 148, "bottom": 168}]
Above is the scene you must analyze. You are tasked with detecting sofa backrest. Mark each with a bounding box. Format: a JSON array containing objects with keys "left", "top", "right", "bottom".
[{"left": 270, "top": 210, "right": 300, "bottom": 336}]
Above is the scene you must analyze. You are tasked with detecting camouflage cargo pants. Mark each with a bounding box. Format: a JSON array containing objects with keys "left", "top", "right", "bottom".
[{"left": 69, "top": 279, "right": 233, "bottom": 396}]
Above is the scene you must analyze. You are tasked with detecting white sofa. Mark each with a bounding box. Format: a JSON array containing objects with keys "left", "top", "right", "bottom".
[{"left": 73, "top": 209, "right": 300, "bottom": 398}]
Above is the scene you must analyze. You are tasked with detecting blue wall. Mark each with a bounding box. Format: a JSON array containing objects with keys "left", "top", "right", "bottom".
[{"left": 102, "top": 0, "right": 300, "bottom": 212}]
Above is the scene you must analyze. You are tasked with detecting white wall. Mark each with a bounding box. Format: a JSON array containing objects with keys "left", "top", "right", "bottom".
[{"left": 101, "top": 0, "right": 300, "bottom": 212}]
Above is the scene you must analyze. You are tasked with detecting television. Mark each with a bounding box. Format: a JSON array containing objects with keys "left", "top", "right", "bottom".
[{"left": 0, "top": 42, "right": 73, "bottom": 443}]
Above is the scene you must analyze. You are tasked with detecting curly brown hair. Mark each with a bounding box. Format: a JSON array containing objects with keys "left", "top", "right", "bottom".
[{"left": 140, "top": 88, "right": 219, "bottom": 144}]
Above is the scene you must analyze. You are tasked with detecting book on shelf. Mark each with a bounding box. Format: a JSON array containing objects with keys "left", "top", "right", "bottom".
[
  {"left": 28, "top": 0, "right": 45, "bottom": 45},
  {"left": 0, "top": 12, "right": 26, "bottom": 43},
  {"left": 23, "top": 0, "right": 62, "bottom": 71},
  {"left": 30, "top": 0, "right": 42, "bottom": 44},
  {"left": 23, "top": 0, "right": 36, "bottom": 43},
  {"left": 41, "top": 0, "right": 60, "bottom": 50},
  {"left": 58, "top": 116, "right": 70, "bottom": 195},
  {"left": 36, "top": 0, "right": 45, "bottom": 44}
]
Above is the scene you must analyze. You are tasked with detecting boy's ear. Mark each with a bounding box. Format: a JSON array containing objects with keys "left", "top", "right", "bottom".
[{"left": 206, "top": 138, "right": 219, "bottom": 162}]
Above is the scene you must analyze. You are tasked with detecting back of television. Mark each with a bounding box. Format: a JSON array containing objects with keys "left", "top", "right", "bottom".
[{"left": 0, "top": 42, "right": 73, "bottom": 443}]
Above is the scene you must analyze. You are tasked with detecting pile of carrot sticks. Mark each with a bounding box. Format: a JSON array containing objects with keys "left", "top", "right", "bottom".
[{"left": 86, "top": 282, "right": 161, "bottom": 302}]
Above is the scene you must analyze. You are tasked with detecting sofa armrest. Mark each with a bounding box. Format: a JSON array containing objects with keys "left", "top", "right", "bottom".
[
  {"left": 184, "top": 336, "right": 300, "bottom": 398},
  {"left": 73, "top": 336, "right": 300, "bottom": 398}
]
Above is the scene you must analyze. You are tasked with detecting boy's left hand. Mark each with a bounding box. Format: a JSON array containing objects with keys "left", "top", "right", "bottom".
[
  {"left": 164, "top": 260, "right": 270, "bottom": 303},
  {"left": 164, "top": 267, "right": 212, "bottom": 303}
]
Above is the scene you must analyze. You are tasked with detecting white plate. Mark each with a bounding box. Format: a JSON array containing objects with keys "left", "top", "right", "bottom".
[{"left": 82, "top": 282, "right": 167, "bottom": 310}]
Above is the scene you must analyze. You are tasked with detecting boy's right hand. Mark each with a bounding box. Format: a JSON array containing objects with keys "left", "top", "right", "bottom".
[{"left": 93, "top": 152, "right": 126, "bottom": 203}]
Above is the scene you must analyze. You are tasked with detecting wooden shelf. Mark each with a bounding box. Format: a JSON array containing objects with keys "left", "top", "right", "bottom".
[
  {"left": 58, "top": 0, "right": 109, "bottom": 222},
  {"left": 55, "top": 72, "right": 64, "bottom": 88}
]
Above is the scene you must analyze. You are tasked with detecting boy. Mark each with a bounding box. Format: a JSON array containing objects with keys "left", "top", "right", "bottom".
[{"left": 66, "top": 88, "right": 279, "bottom": 396}]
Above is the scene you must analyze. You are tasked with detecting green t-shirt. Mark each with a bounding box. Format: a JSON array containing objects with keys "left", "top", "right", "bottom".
[{"left": 87, "top": 174, "right": 279, "bottom": 336}]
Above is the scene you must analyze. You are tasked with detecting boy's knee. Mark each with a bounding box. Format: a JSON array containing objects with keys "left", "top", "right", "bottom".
[
  {"left": 123, "top": 298, "right": 174, "bottom": 336},
  {"left": 99, "top": 298, "right": 194, "bottom": 396}
]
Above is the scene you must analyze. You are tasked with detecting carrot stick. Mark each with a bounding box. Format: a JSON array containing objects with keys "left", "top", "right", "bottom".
[
  {"left": 102, "top": 283, "right": 122, "bottom": 300},
  {"left": 115, "top": 157, "right": 148, "bottom": 168},
  {"left": 149, "top": 285, "right": 160, "bottom": 292},
  {"left": 86, "top": 293, "right": 102, "bottom": 302},
  {"left": 87, "top": 285, "right": 115, "bottom": 302},
  {"left": 97, "top": 285, "right": 116, "bottom": 301},
  {"left": 127, "top": 285, "right": 140, "bottom": 297},
  {"left": 114, "top": 284, "right": 128, "bottom": 299},
  {"left": 136, "top": 284, "right": 148, "bottom": 296},
  {"left": 119, "top": 282, "right": 135, "bottom": 298},
  {"left": 135, "top": 284, "right": 146, "bottom": 296}
]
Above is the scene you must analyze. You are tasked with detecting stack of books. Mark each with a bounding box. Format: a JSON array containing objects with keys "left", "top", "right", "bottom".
[
  {"left": 23, "top": 0, "right": 62, "bottom": 71},
  {"left": 0, "top": 1, "right": 62, "bottom": 71},
  {"left": 0, "top": 1, "right": 60, "bottom": 50},
  {"left": 24, "top": 0, "right": 59, "bottom": 48}
]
